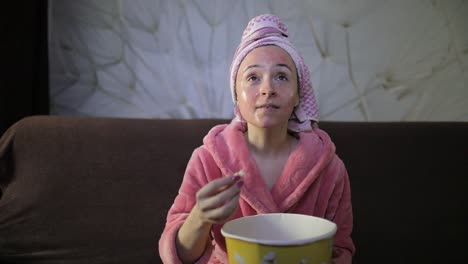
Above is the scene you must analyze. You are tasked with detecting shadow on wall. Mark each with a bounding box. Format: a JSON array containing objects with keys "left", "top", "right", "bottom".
[{"left": 0, "top": 0, "right": 49, "bottom": 134}]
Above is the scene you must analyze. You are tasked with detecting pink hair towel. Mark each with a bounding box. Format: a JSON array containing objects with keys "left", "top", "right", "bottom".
[{"left": 230, "top": 14, "right": 319, "bottom": 132}]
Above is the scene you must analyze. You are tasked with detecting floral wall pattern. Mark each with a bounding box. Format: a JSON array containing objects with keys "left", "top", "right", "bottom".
[{"left": 49, "top": 0, "right": 468, "bottom": 121}]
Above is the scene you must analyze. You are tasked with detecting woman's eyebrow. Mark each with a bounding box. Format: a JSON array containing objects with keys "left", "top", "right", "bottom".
[
  {"left": 276, "top": 63, "right": 292, "bottom": 71},
  {"left": 243, "top": 64, "right": 261, "bottom": 73},
  {"left": 243, "top": 63, "right": 292, "bottom": 73}
]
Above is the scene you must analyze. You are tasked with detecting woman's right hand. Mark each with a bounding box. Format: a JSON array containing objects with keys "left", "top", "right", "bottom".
[
  {"left": 176, "top": 172, "right": 244, "bottom": 263},
  {"left": 193, "top": 173, "right": 244, "bottom": 224}
]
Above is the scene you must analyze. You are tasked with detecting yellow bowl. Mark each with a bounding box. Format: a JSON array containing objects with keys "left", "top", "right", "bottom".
[{"left": 221, "top": 213, "right": 337, "bottom": 264}]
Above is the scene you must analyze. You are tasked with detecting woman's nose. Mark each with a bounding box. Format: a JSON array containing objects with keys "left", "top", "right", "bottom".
[{"left": 259, "top": 80, "right": 276, "bottom": 96}]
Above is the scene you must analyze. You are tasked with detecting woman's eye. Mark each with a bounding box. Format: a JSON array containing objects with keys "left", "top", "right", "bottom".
[
  {"left": 277, "top": 74, "right": 288, "bottom": 81},
  {"left": 247, "top": 75, "right": 258, "bottom": 82}
]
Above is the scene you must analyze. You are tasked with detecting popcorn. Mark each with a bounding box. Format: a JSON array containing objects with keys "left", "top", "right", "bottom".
[{"left": 235, "top": 170, "right": 245, "bottom": 177}]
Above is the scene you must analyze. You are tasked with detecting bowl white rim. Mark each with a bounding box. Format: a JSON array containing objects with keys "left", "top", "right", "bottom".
[{"left": 221, "top": 213, "right": 337, "bottom": 246}]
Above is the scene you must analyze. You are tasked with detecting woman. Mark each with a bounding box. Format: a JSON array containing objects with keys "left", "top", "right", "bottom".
[{"left": 159, "top": 14, "right": 355, "bottom": 263}]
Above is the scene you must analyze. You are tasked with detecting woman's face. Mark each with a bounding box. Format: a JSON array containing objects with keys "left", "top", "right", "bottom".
[{"left": 235, "top": 45, "right": 299, "bottom": 130}]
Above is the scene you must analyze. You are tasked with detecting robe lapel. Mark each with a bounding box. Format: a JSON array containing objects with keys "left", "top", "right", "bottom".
[
  {"left": 239, "top": 157, "right": 280, "bottom": 213},
  {"left": 270, "top": 130, "right": 333, "bottom": 212}
]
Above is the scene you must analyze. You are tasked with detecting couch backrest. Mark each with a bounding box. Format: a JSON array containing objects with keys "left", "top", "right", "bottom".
[
  {"left": 322, "top": 121, "right": 468, "bottom": 263},
  {"left": 0, "top": 116, "right": 225, "bottom": 263},
  {"left": 1, "top": 116, "right": 467, "bottom": 263}
]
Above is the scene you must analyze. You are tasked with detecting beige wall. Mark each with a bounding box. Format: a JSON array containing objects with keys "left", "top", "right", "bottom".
[{"left": 49, "top": 0, "right": 468, "bottom": 121}]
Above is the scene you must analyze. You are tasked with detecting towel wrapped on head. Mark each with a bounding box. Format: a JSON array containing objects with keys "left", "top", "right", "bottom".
[{"left": 230, "top": 14, "right": 319, "bottom": 132}]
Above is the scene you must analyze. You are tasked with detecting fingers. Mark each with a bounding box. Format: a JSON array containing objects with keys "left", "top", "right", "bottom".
[
  {"left": 194, "top": 172, "right": 245, "bottom": 223},
  {"left": 204, "top": 192, "right": 241, "bottom": 222},
  {"left": 196, "top": 175, "right": 241, "bottom": 199},
  {"left": 198, "top": 180, "right": 242, "bottom": 212}
]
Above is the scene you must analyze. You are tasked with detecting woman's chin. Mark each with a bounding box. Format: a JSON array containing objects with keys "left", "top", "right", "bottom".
[{"left": 250, "top": 119, "right": 287, "bottom": 130}]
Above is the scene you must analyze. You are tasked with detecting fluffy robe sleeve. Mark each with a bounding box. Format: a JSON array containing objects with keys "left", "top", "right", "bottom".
[
  {"left": 158, "top": 147, "right": 219, "bottom": 263},
  {"left": 328, "top": 157, "right": 355, "bottom": 263}
]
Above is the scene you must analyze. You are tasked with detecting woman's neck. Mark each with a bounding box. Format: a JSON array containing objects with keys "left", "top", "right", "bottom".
[{"left": 245, "top": 123, "right": 292, "bottom": 155}]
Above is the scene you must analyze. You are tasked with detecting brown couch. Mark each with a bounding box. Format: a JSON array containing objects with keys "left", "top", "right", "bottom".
[{"left": 0, "top": 115, "right": 467, "bottom": 263}]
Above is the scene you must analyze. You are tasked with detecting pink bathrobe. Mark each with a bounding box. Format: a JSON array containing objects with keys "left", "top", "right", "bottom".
[{"left": 159, "top": 121, "right": 355, "bottom": 263}]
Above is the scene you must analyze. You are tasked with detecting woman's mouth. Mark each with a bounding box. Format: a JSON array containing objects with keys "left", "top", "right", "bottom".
[{"left": 256, "top": 104, "right": 279, "bottom": 109}]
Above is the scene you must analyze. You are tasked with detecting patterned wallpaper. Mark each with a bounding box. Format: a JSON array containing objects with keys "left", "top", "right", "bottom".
[{"left": 49, "top": 0, "right": 468, "bottom": 121}]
